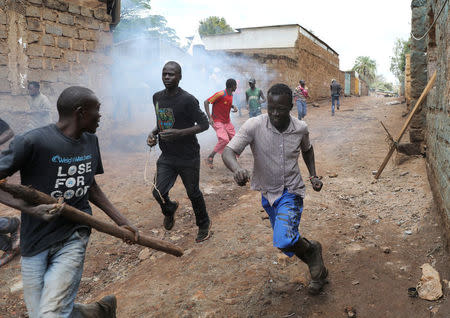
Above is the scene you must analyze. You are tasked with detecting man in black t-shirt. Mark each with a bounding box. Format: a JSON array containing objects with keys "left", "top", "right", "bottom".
[
  {"left": 0, "top": 87, "right": 139, "bottom": 318},
  {"left": 147, "top": 61, "right": 211, "bottom": 243}
]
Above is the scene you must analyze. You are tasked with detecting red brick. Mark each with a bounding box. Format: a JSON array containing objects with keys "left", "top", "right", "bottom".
[
  {"left": 43, "top": 9, "right": 57, "bottom": 22},
  {"left": 27, "top": 18, "right": 42, "bottom": 32},
  {"left": 0, "top": 10, "right": 7, "bottom": 25},
  {"left": 64, "top": 50, "right": 78, "bottom": 62},
  {"left": 44, "top": 46, "right": 61, "bottom": 58},
  {"left": 27, "top": 31, "right": 40, "bottom": 44},
  {"left": 25, "top": 6, "right": 41, "bottom": 18},
  {"left": 58, "top": 12, "right": 74, "bottom": 25},
  {"left": 41, "top": 34, "right": 54, "bottom": 46},
  {"left": 27, "top": 44, "right": 44, "bottom": 57}
]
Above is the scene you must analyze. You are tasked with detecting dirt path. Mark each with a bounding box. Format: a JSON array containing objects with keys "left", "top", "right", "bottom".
[{"left": 1, "top": 96, "right": 449, "bottom": 317}]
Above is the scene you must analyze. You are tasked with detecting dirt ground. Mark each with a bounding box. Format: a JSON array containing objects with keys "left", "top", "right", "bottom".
[{"left": 1, "top": 95, "right": 449, "bottom": 318}]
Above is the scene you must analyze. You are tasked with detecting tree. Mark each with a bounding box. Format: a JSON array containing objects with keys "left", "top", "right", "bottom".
[
  {"left": 352, "top": 56, "right": 377, "bottom": 84},
  {"left": 113, "top": 0, "right": 179, "bottom": 44},
  {"left": 390, "top": 38, "right": 411, "bottom": 85},
  {"left": 198, "top": 16, "right": 233, "bottom": 36}
]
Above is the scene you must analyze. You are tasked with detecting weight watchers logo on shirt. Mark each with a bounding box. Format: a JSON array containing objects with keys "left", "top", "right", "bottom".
[
  {"left": 51, "top": 154, "right": 92, "bottom": 164},
  {"left": 50, "top": 154, "right": 93, "bottom": 200}
]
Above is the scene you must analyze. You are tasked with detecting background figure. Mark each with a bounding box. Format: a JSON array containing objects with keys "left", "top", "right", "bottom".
[
  {"left": 293, "top": 80, "right": 309, "bottom": 120},
  {"left": 246, "top": 78, "right": 266, "bottom": 118},
  {"left": 0, "top": 217, "right": 20, "bottom": 267},
  {"left": 204, "top": 79, "right": 238, "bottom": 169},
  {"left": 330, "top": 79, "right": 342, "bottom": 116},
  {"left": 27, "top": 81, "right": 52, "bottom": 130},
  {"left": 0, "top": 118, "right": 18, "bottom": 267}
]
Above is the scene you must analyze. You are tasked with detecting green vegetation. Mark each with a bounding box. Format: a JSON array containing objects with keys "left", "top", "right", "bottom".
[
  {"left": 352, "top": 56, "right": 377, "bottom": 84},
  {"left": 113, "top": 0, "right": 178, "bottom": 44},
  {"left": 390, "top": 38, "right": 411, "bottom": 85},
  {"left": 198, "top": 16, "right": 233, "bottom": 36}
]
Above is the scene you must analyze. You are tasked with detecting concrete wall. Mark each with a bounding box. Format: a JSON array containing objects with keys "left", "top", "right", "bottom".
[
  {"left": 0, "top": 0, "right": 112, "bottom": 133},
  {"left": 423, "top": 0, "right": 450, "bottom": 247},
  {"left": 202, "top": 25, "right": 299, "bottom": 50},
  {"left": 203, "top": 25, "right": 340, "bottom": 100}
]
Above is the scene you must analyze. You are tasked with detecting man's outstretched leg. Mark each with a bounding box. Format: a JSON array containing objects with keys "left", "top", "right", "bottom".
[
  {"left": 262, "top": 190, "right": 327, "bottom": 295},
  {"left": 180, "top": 162, "right": 211, "bottom": 243},
  {"left": 152, "top": 160, "right": 179, "bottom": 231}
]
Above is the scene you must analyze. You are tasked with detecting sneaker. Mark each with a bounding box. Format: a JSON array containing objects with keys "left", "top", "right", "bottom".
[
  {"left": 195, "top": 220, "right": 211, "bottom": 243},
  {"left": 97, "top": 295, "right": 117, "bottom": 318},
  {"left": 163, "top": 200, "right": 178, "bottom": 231}
]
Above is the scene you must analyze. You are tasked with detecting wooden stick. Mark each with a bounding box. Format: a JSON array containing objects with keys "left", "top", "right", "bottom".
[
  {"left": 380, "top": 121, "right": 394, "bottom": 144},
  {"left": 0, "top": 182, "right": 183, "bottom": 257},
  {"left": 374, "top": 71, "right": 437, "bottom": 179}
]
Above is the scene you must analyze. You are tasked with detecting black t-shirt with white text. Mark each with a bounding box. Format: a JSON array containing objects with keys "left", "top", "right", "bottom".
[
  {"left": 153, "top": 88, "right": 209, "bottom": 162},
  {"left": 0, "top": 124, "right": 103, "bottom": 256}
]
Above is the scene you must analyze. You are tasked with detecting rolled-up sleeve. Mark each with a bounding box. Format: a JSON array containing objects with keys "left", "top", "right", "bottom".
[{"left": 227, "top": 119, "right": 255, "bottom": 155}]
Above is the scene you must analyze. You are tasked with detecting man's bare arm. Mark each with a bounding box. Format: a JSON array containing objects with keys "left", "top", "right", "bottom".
[
  {"left": 301, "top": 146, "right": 322, "bottom": 191},
  {"left": 88, "top": 179, "right": 139, "bottom": 241},
  {"left": 222, "top": 147, "right": 249, "bottom": 186},
  {"left": 260, "top": 91, "right": 267, "bottom": 104}
]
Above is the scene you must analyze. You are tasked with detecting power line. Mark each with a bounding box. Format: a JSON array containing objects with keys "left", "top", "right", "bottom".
[{"left": 411, "top": 0, "right": 448, "bottom": 41}]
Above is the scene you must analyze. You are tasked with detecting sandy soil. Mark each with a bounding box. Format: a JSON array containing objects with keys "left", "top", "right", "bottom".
[{"left": 0, "top": 95, "right": 449, "bottom": 317}]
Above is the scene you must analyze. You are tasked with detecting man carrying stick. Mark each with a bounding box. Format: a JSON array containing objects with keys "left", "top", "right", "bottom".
[
  {"left": 0, "top": 86, "right": 139, "bottom": 317},
  {"left": 222, "top": 83, "right": 328, "bottom": 295}
]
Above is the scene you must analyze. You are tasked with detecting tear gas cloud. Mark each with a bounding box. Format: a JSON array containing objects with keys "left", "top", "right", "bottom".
[{"left": 96, "top": 29, "right": 277, "bottom": 152}]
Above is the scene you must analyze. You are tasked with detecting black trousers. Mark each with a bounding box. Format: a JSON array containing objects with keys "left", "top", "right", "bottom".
[{"left": 152, "top": 157, "right": 209, "bottom": 228}]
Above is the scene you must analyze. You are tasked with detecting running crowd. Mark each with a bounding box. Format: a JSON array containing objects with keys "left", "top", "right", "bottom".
[{"left": 0, "top": 61, "right": 343, "bottom": 317}]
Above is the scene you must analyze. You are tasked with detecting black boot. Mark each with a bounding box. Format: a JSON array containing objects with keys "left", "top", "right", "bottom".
[
  {"left": 72, "top": 295, "right": 117, "bottom": 317},
  {"left": 162, "top": 200, "right": 178, "bottom": 231},
  {"left": 292, "top": 237, "right": 328, "bottom": 295}
]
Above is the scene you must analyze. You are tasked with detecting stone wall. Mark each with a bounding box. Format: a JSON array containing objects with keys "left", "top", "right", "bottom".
[
  {"left": 218, "top": 31, "right": 340, "bottom": 100},
  {"left": 0, "top": 0, "right": 112, "bottom": 132},
  {"left": 423, "top": 0, "right": 450, "bottom": 247}
]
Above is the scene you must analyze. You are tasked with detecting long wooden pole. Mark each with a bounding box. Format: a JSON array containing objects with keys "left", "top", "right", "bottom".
[
  {"left": 0, "top": 182, "right": 183, "bottom": 257},
  {"left": 374, "top": 71, "right": 437, "bottom": 179}
]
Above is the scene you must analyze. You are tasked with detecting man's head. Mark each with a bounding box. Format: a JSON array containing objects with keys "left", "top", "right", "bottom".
[
  {"left": 267, "top": 84, "right": 293, "bottom": 131},
  {"left": 331, "top": 79, "right": 336, "bottom": 84},
  {"left": 299, "top": 80, "right": 305, "bottom": 87},
  {"left": 28, "top": 81, "right": 40, "bottom": 97},
  {"left": 248, "top": 78, "right": 256, "bottom": 89},
  {"left": 57, "top": 86, "right": 101, "bottom": 134},
  {"left": 162, "top": 61, "right": 182, "bottom": 90},
  {"left": 226, "top": 78, "right": 237, "bottom": 93}
]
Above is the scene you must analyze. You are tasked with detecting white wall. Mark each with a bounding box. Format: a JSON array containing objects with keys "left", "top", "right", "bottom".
[{"left": 202, "top": 26, "right": 299, "bottom": 50}]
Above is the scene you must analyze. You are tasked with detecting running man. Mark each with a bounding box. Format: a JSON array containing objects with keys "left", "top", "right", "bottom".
[{"left": 245, "top": 78, "right": 266, "bottom": 118}]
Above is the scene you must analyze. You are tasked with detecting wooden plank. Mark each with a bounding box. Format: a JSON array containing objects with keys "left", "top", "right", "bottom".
[
  {"left": 0, "top": 182, "right": 184, "bottom": 257},
  {"left": 374, "top": 71, "right": 437, "bottom": 179}
]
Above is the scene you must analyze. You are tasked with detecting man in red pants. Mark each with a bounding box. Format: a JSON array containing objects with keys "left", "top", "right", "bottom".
[{"left": 204, "top": 79, "right": 238, "bottom": 169}]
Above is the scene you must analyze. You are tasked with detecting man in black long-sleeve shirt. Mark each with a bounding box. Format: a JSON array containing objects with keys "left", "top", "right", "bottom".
[
  {"left": 147, "top": 61, "right": 211, "bottom": 243},
  {"left": 330, "top": 79, "right": 342, "bottom": 116}
]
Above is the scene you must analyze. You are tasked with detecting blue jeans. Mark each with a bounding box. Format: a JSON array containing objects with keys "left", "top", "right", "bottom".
[
  {"left": 249, "top": 108, "right": 261, "bottom": 118},
  {"left": 331, "top": 95, "right": 340, "bottom": 114},
  {"left": 262, "top": 189, "right": 303, "bottom": 257},
  {"left": 21, "top": 229, "right": 89, "bottom": 318},
  {"left": 296, "top": 99, "right": 307, "bottom": 120}
]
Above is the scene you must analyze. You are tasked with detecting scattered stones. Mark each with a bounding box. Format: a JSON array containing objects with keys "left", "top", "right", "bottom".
[
  {"left": 345, "top": 306, "right": 357, "bottom": 317},
  {"left": 351, "top": 280, "right": 359, "bottom": 285},
  {"left": 407, "top": 287, "right": 418, "bottom": 297},
  {"left": 277, "top": 254, "right": 290, "bottom": 266},
  {"left": 353, "top": 224, "right": 361, "bottom": 230},
  {"left": 417, "top": 263, "right": 443, "bottom": 301},
  {"left": 400, "top": 171, "right": 409, "bottom": 176},
  {"left": 329, "top": 173, "right": 338, "bottom": 178},
  {"left": 382, "top": 247, "right": 391, "bottom": 254},
  {"left": 393, "top": 187, "right": 402, "bottom": 192},
  {"left": 138, "top": 248, "right": 151, "bottom": 260},
  {"left": 371, "top": 170, "right": 377, "bottom": 175},
  {"left": 404, "top": 230, "right": 413, "bottom": 235}
]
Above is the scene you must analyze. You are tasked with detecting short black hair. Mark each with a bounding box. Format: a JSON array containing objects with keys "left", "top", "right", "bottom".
[
  {"left": 226, "top": 78, "right": 237, "bottom": 89},
  {"left": 57, "top": 86, "right": 96, "bottom": 117},
  {"left": 164, "top": 61, "right": 182, "bottom": 75},
  {"left": 28, "top": 81, "right": 40, "bottom": 89},
  {"left": 267, "top": 83, "right": 292, "bottom": 101}
]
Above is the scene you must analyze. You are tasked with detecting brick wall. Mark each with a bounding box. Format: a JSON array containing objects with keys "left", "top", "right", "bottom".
[
  {"left": 216, "top": 31, "right": 340, "bottom": 100},
  {"left": 0, "top": 0, "right": 112, "bottom": 132},
  {"left": 423, "top": 0, "right": 450, "bottom": 247}
]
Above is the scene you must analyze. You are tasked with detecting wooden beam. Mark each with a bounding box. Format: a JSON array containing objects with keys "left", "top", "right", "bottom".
[
  {"left": 374, "top": 71, "right": 437, "bottom": 179},
  {"left": 0, "top": 182, "right": 183, "bottom": 257}
]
